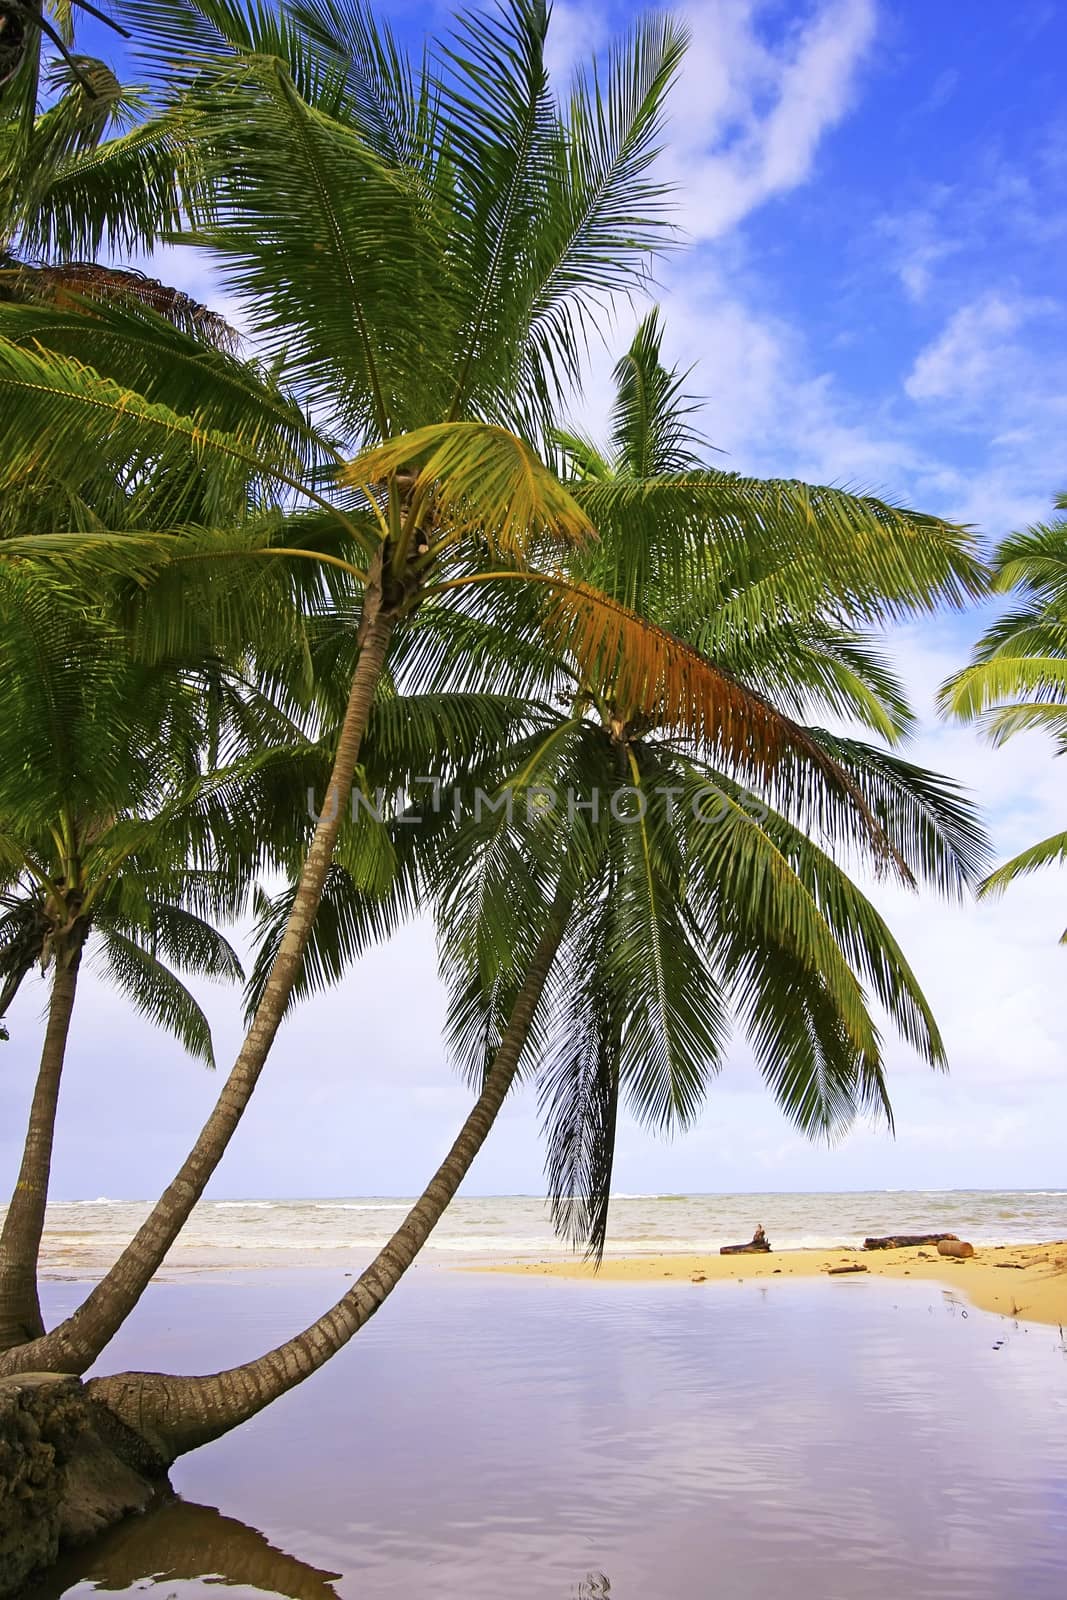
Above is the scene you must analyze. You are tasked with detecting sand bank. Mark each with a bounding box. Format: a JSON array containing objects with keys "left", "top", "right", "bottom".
[{"left": 471, "top": 1239, "right": 1067, "bottom": 1328}]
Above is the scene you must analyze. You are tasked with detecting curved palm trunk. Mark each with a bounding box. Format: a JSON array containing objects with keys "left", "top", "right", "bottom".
[
  {"left": 87, "top": 888, "right": 572, "bottom": 1465},
  {"left": 0, "top": 582, "right": 396, "bottom": 1380},
  {"left": 0, "top": 935, "right": 85, "bottom": 1347}
]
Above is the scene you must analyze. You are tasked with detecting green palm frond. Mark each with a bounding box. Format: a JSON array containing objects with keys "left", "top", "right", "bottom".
[
  {"left": 114, "top": 902, "right": 243, "bottom": 983},
  {"left": 498, "top": 12, "right": 686, "bottom": 425},
  {"left": 539, "top": 903, "right": 620, "bottom": 1261},
  {"left": 606, "top": 309, "right": 705, "bottom": 478},
  {"left": 242, "top": 859, "right": 417, "bottom": 1022},
  {"left": 97, "top": 927, "right": 217, "bottom": 1065},
  {"left": 798, "top": 733, "right": 990, "bottom": 897},
  {"left": 980, "top": 831, "right": 1067, "bottom": 919},
  {"left": 349, "top": 422, "right": 594, "bottom": 554},
  {"left": 982, "top": 702, "right": 1067, "bottom": 747},
  {"left": 0, "top": 339, "right": 304, "bottom": 522},
  {"left": 158, "top": 48, "right": 450, "bottom": 435},
  {"left": 943, "top": 496, "right": 1065, "bottom": 926},
  {"left": 12, "top": 112, "right": 195, "bottom": 260},
  {"left": 696, "top": 774, "right": 946, "bottom": 1068},
  {"left": 941, "top": 656, "right": 1067, "bottom": 724},
  {"left": 606, "top": 767, "right": 730, "bottom": 1132},
  {"left": 289, "top": 0, "right": 440, "bottom": 174},
  {"left": 732, "top": 942, "right": 892, "bottom": 1138}
]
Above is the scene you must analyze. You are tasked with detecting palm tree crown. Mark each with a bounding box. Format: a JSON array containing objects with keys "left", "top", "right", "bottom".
[{"left": 941, "top": 494, "right": 1067, "bottom": 939}]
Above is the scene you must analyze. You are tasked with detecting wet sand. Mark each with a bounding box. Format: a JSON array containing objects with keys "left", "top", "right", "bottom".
[
  {"left": 40, "top": 1269, "right": 1067, "bottom": 1599},
  {"left": 474, "top": 1238, "right": 1067, "bottom": 1328}
]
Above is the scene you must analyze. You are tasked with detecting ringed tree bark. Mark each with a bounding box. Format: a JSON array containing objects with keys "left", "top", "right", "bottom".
[{"left": 86, "top": 883, "right": 574, "bottom": 1464}]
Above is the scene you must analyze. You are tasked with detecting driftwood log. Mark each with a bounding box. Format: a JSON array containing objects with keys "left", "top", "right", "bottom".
[
  {"left": 863, "top": 1233, "right": 959, "bottom": 1251},
  {"left": 827, "top": 1263, "right": 868, "bottom": 1275},
  {"left": 720, "top": 1226, "right": 771, "bottom": 1256}
]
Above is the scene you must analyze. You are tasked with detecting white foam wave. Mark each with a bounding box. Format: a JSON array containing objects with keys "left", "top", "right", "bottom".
[{"left": 425, "top": 1235, "right": 553, "bottom": 1252}]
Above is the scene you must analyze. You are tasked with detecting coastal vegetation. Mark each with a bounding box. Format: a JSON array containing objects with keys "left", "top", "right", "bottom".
[
  {"left": 942, "top": 496, "right": 1067, "bottom": 936},
  {"left": 2, "top": 0, "right": 1051, "bottom": 1571}
]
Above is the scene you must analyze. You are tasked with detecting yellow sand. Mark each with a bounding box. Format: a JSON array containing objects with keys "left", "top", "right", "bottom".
[{"left": 472, "top": 1240, "right": 1067, "bottom": 1328}]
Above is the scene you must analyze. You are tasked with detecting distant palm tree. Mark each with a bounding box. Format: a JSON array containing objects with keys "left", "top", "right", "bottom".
[
  {"left": 82, "top": 317, "right": 989, "bottom": 1464},
  {"left": 941, "top": 495, "right": 1067, "bottom": 938},
  {"left": 0, "top": 565, "right": 253, "bottom": 1345}
]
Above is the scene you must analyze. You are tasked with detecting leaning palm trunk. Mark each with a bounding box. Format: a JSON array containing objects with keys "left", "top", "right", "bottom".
[
  {"left": 0, "top": 582, "right": 395, "bottom": 1377},
  {"left": 0, "top": 931, "right": 85, "bottom": 1346},
  {"left": 87, "top": 888, "right": 572, "bottom": 1464}
]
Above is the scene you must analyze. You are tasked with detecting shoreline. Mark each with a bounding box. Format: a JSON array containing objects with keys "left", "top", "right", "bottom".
[{"left": 467, "top": 1239, "right": 1067, "bottom": 1328}]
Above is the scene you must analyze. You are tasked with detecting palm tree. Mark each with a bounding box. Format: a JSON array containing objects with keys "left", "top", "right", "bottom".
[
  {"left": 0, "top": 563, "right": 268, "bottom": 1345},
  {"left": 0, "top": 0, "right": 694, "bottom": 1378},
  {"left": 0, "top": 0, "right": 980, "bottom": 1390},
  {"left": 1, "top": 1, "right": 129, "bottom": 105},
  {"left": 941, "top": 494, "right": 1067, "bottom": 938},
  {"left": 79, "top": 318, "right": 988, "bottom": 1463},
  {"left": 0, "top": 32, "right": 324, "bottom": 1350}
]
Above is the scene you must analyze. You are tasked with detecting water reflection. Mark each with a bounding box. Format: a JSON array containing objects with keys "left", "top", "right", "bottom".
[
  {"left": 39, "top": 1498, "right": 342, "bottom": 1599},
  {"left": 42, "top": 1272, "right": 1067, "bottom": 1600},
  {"left": 571, "top": 1575, "right": 611, "bottom": 1598}
]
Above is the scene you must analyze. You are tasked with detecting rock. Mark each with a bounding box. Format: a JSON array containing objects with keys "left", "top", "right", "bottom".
[
  {"left": 0, "top": 1373, "right": 166, "bottom": 1598},
  {"left": 690, "top": 1273, "right": 706, "bottom": 1284},
  {"left": 937, "top": 1239, "right": 975, "bottom": 1259}
]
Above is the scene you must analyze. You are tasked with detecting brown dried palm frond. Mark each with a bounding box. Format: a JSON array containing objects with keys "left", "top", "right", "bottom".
[
  {"left": 535, "top": 573, "right": 906, "bottom": 874},
  {"left": 4, "top": 259, "right": 238, "bottom": 351}
]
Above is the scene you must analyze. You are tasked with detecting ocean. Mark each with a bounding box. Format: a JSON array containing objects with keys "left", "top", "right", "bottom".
[{"left": 33, "top": 1189, "right": 1067, "bottom": 1278}]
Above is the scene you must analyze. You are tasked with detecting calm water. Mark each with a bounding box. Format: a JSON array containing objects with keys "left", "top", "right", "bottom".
[
  {"left": 39, "top": 1270, "right": 1067, "bottom": 1600},
  {"left": 30, "top": 1189, "right": 1067, "bottom": 1279}
]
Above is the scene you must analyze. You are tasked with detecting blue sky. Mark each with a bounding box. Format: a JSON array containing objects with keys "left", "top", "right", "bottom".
[{"left": 3, "top": 0, "right": 1066, "bottom": 1201}]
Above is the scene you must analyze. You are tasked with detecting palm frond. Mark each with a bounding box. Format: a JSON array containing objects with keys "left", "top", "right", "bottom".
[
  {"left": 97, "top": 926, "right": 217, "bottom": 1065},
  {"left": 350, "top": 422, "right": 594, "bottom": 554},
  {"left": 980, "top": 831, "right": 1067, "bottom": 904},
  {"left": 539, "top": 905, "right": 619, "bottom": 1261}
]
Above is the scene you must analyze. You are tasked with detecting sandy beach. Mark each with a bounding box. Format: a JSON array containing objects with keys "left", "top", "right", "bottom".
[{"left": 474, "top": 1238, "right": 1067, "bottom": 1328}]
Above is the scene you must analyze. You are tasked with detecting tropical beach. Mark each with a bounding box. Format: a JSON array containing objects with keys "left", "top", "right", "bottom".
[
  {"left": 2, "top": 0, "right": 1067, "bottom": 1593},
  {"left": 482, "top": 1238, "right": 1067, "bottom": 1327},
  {"left": 29, "top": 1191, "right": 1067, "bottom": 1329}
]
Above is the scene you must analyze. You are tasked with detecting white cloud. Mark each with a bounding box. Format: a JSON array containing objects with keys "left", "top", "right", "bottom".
[
  {"left": 905, "top": 292, "right": 1057, "bottom": 406},
  {"left": 666, "top": 0, "right": 877, "bottom": 238},
  {"left": 546, "top": 0, "right": 877, "bottom": 241}
]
